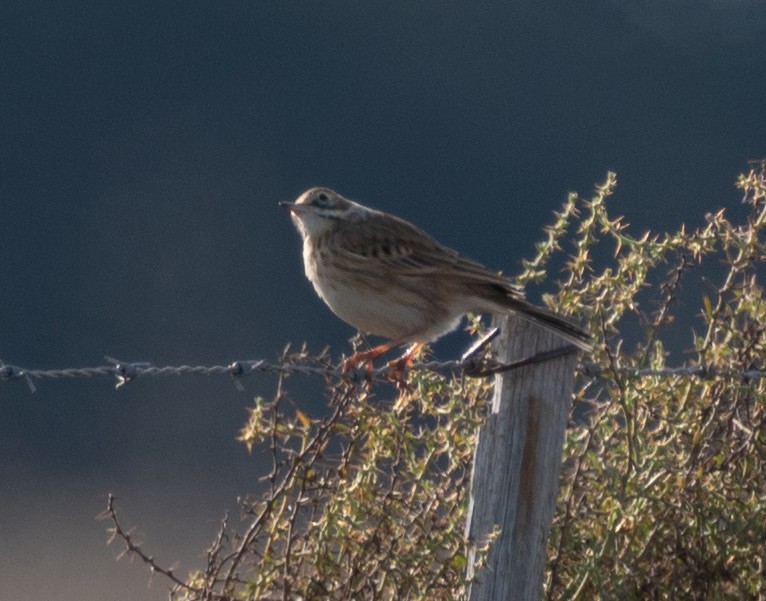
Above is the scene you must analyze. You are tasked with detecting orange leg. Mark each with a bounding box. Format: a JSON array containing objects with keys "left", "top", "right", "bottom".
[
  {"left": 342, "top": 341, "right": 423, "bottom": 388},
  {"left": 386, "top": 343, "right": 423, "bottom": 388},
  {"left": 342, "top": 341, "right": 398, "bottom": 378}
]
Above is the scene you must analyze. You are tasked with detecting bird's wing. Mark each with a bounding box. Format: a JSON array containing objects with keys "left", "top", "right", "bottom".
[{"left": 333, "top": 211, "right": 525, "bottom": 296}]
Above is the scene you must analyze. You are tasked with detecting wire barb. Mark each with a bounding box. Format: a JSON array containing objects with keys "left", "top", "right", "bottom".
[
  {"left": 105, "top": 357, "right": 152, "bottom": 389},
  {"left": 0, "top": 360, "right": 37, "bottom": 392}
]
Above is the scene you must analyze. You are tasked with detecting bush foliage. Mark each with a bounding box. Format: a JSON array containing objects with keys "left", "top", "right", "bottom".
[
  {"left": 107, "top": 163, "right": 766, "bottom": 600},
  {"left": 546, "top": 163, "right": 766, "bottom": 600}
]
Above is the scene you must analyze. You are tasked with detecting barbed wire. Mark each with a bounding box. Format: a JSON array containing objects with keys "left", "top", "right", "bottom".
[
  {"left": 2, "top": 350, "right": 766, "bottom": 393},
  {"left": 0, "top": 355, "right": 463, "bottom": 393}
]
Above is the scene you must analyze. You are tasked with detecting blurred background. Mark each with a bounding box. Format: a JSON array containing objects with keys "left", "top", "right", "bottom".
[{"left": 2, "top": 1, "right": 765, "bottom": 599}]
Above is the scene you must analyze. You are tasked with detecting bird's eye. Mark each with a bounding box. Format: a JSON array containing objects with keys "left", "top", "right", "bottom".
[{"left": 314, "top": 192, "right": 330, "bottom": 207}]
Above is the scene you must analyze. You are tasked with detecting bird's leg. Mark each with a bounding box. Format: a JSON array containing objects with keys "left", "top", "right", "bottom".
[
  {"left": 386, "top": 343, "right": 423, "bottom": 388},
  {"left": 342, "top": 341, "right": 397, "bottom": 379}
]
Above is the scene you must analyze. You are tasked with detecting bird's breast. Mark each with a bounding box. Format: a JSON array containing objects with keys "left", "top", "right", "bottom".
[{"left": 301, "top": 237, "right": 462, "bottom": 342}]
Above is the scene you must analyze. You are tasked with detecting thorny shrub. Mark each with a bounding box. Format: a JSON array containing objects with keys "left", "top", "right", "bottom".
[
  {"left": 105, "top": 162, "right": 766, "bottom": 600},
  {"left": 545, "top": 162, "right": 766, "bottom": 600}
]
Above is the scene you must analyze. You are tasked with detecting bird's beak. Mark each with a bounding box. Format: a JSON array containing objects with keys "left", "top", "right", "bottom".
[{"left": 279, "top": 201, "right": 302, "bottom": 215}]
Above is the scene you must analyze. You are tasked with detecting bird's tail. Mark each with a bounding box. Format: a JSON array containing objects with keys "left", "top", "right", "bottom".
[{"left": 503, "top": 297, "right": 593, "bottom": 352}]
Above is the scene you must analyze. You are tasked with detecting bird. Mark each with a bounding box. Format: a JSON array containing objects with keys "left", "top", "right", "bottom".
[{"left": 280, "top": 187, "right": 591, "bottom": 376}]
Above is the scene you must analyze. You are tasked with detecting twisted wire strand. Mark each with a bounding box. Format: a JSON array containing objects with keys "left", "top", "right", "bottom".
[{"left": 2, "top": 352, "right": 764, "bottom": 394}]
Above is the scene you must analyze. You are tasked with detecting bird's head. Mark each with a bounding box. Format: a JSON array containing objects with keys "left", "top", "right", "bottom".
[{"left": 280, "top": 188, "right": 368, "bottom": 238}]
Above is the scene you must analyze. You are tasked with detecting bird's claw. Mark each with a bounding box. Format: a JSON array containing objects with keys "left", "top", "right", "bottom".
[{"left": 385, "top": 355, "right": 415, "bottom": 392}]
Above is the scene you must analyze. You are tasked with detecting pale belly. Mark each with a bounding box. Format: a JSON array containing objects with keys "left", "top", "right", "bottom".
[{"left": 305, "top": 247, "right": 463, "bottom": 343}]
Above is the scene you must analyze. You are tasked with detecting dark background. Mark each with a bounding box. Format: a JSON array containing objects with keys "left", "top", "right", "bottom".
[{"left": 2, "top": 2, "right": 765, "bottom": 599}]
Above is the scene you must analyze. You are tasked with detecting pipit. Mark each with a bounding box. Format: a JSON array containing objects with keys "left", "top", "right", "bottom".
[{"left": 281, "top": 188, "right": 591, "bottom": 377}]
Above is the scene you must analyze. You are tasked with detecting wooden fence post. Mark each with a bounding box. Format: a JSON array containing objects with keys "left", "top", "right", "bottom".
[{"left": 466, "top": 314, "right": 579, "bottom": 601}]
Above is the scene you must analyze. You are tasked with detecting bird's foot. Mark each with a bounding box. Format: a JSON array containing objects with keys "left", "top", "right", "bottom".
[
  {"left": 385, "top": 343, "right": 423, "bottom": 392},
  {"left": 342, "top": 344, "right": 393, "bottom": 382}
]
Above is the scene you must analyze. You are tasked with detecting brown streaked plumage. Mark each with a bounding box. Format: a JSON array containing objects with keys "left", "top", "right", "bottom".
[{"left": 280, "top": 187, "right": 591, "bottom": 372}]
